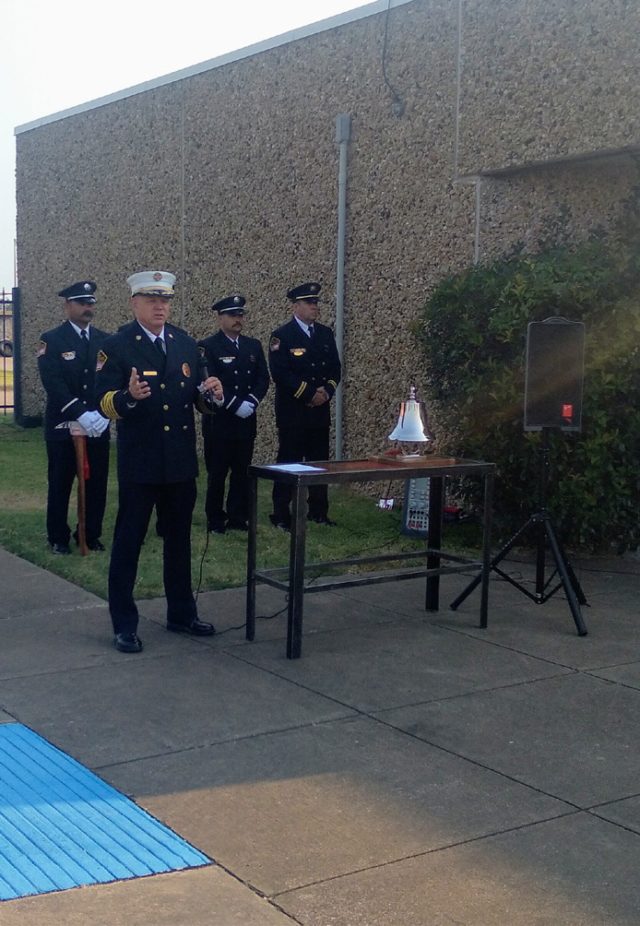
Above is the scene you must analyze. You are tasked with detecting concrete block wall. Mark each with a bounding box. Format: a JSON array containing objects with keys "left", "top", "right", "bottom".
[{"left": 15, "top": 0, "right": 640, "bottom": 462}]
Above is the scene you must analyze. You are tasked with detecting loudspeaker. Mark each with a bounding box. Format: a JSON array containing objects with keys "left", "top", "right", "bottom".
[{"left": 524, "top": 317, "right": 585, "bottom": 432}]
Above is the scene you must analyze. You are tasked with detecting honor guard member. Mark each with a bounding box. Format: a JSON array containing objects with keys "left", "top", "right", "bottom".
[
  {"left": 37, "top": 281, "right": 110, "bottom": 554},
  {"left": 198, "top": 295, "right": 269, "bottom": 533},
  {"left": 95, "top": 270, "right": 223, "bottom": 653},
  {"left": 268, "top": 282, "right": 341, "bottom": 530}
]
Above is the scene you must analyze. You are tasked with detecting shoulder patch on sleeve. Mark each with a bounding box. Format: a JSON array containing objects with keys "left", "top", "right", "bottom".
[
  {"left": 96, "top": 350, "right": 107, "bottom": 372},
  {"left": 269, "top": 337, "right": 280, "bottom": 352},
  {"left": 37, "top": 340, "right": 47, "bottom": 357}
]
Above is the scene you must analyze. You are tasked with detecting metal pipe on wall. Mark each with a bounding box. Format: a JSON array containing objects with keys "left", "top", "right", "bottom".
[{"left": 334, "top": 113, "right": 351, "bottom": 461}]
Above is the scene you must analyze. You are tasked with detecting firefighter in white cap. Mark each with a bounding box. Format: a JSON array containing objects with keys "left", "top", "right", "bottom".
[{"left": 95, "top": 270, "right": 223, "bottom": 653}]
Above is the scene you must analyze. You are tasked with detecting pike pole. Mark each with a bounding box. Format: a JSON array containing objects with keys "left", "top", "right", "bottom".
[{"left": 69, "top": 421, "right": 90, "bottom": 556}]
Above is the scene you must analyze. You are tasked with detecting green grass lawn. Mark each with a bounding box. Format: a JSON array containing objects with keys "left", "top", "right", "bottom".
[{"left": 0, "top": 416, "right": 481, "bottom": 600}]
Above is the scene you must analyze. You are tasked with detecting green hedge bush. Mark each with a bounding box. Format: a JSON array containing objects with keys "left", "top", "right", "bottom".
[{"left": 418, "top": 197, "right": 640, "bottom": 552}]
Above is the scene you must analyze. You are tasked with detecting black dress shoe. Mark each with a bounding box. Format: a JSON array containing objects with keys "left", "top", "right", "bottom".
[
  {"left": 166, "top": 619, "right": 216, "bottom": 636},
  {"left": 308, "top": 515, "right": 337, "bottom": 526},
  {"left": 114, "top": 632, "right": 143, "bottom": 653},
  {"left": 51, "top": 543, "right": 71, "bottom": 555},
  {"left": 269, "top": 514, "right": 291, "bottom": 532},
  {"left": 226, "top": 521, "right": 249, "bottom": 532},
  {"left": 209, "top": 524, "right": 226, "bottom": 535},
  {"left": 87, "top": 539, "right": 106, "bottom": 552}
]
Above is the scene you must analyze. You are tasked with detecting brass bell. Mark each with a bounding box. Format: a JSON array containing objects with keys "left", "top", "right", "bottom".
[{"left": 388, "top": 387, "right": 433, "bottom": 444}]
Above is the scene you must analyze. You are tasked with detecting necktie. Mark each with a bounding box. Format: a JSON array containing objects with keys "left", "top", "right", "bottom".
[
  {"left": 79, "top": 329, "right": 89, "bottom": 357},
  {"left": 308, "top": 325, "right": 314, "bottom": 340},
  {"left": 154, "top": 337, "right": 166, "bottom": 371}
]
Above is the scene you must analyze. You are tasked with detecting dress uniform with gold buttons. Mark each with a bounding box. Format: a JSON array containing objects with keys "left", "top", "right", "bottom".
[
  {"left": 95, "top": 270, "right": 217, "bottom": 653},
  {"left": 268, "top": 282, "right": 341, "bottom": 529},
  {"left": 198, "top": 295, "right": 269, "bottom": 533},
  {"left": 37, "top": 281, "right": 111, "bottom": 554},
  {"left": 96, "top": 322, "right": 201, "bottom": 482}
]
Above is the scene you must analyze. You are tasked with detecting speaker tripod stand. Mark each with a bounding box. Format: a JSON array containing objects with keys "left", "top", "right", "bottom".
[{"left": 450, "top": 428, "right": 588, "bottom": 635}]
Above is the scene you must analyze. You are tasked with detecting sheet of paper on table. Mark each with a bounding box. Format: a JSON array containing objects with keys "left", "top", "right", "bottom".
[{"left": 266, "top": 463, "right": 327, "bottom": 473}]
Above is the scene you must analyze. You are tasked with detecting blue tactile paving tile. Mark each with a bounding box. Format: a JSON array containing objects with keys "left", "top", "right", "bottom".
[{"left": 0, "top": 724, "right": 209, "bottom": 900}]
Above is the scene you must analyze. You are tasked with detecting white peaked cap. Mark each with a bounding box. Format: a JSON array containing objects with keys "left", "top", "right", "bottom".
[{"left": 127, "top": 270, "right": 176, "bottom": 297}]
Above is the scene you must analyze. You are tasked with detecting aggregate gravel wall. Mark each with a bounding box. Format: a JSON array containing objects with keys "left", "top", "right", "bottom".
[{"left": 16, "top": 0, "right": 640, "bottom": 462}]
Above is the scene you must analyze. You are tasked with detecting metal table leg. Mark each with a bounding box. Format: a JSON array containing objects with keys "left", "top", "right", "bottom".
[
  {"left": 287, "top": 480, "right": 308, "bottom": 659},
  {"left": 245, "top": 474, "right": 258, "bottom": 641},
  {"left": 425, "top": 476, "right": 444, "bottom": 612}
]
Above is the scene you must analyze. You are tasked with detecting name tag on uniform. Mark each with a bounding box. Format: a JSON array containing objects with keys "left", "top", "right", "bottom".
[
  {"left": 143, "top": 371, "right": 158, "bottom": 376},
  {"left": 291, "top": 348, "right": 306, "bottom": 356},
  {"left": 220, "top": 357, "right": 235, "bottom": 364}
]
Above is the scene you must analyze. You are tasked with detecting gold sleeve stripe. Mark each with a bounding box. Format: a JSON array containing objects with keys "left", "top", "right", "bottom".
[
  {"left": 100, "top": 392, "right": 122, "bottom": 420},
  {"left": 248, "top": 394, "right": 259, "bottom": 404},
  {"left": 327, "top": 380, "right": 338, "bottom": 389},
  {"left": 61, "top": 398, "right": 77, "bottom": 413},
  {"left": 294, "top": 381, "right": 308, "bottom": 399}
]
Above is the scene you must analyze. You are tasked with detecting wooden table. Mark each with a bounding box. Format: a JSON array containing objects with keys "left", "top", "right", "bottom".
[{"left": 246, "top": 457, "right": 495, "bottom": 658}]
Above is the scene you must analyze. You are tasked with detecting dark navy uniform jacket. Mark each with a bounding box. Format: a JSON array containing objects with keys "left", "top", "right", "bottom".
[
  {"left": 95, "top": 321, "right": 207, "bottom": 484},
  {"left": 197, "top": 331, "right": 269, "bottom": 441},
  {"left": 268, "top": 319, "right": 341, "bottom": 429},
  {"left": 38, "top": 320, "right": 111, "bottom": 442}
]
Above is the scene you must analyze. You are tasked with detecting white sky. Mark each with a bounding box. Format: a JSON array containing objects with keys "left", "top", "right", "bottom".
[{"left": 0, "top": 0, "right": 376, "bottom": 292}]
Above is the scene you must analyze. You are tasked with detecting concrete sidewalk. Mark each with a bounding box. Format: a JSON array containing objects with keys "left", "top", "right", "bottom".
[{"left": 1, "top": 545, "right": 639, "bottom": 925}]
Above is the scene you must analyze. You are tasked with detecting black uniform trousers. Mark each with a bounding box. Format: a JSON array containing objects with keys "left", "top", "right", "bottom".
[
  {"left": 45, "top": 439, "right": 110, "bottom": 546},
  {"left": 108, "top": 480, "right": 198, "bottom": 635},
  {"left": 203, "top": 431, "right": 254, "bottom": 529},
  {"left": 272, "top": 427, "right": 330, "bottom": 523}
]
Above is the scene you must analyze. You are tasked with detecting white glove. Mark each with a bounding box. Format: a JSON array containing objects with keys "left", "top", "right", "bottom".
[
  {"left": 76, "top": 411, "right": 95, "bottom": 435},
  {"left": 235, "top": 401, "right": 255, "bottom": 419},
  {"left": 91, "top": 414, "right": 110, "bottom": 437},
  {"left": 77, "top": 410, "right": 109, "bottom": 438}
]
